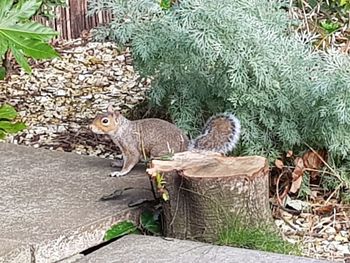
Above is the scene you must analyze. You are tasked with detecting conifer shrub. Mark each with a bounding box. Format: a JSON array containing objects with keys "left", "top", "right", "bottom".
[{"left": 88, "top": 0, "right": 350, "bottom": 165}]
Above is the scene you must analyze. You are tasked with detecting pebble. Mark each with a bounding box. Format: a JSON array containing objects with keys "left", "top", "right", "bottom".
[
  {"left": 276, "top": 209, "right": 350, "bottom": 261},
  {"left": 56, "top": 90, "right": 66, "bottom": 96}
]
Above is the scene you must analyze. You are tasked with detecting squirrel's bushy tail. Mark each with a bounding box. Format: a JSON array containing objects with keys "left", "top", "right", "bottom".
[{"left": 188, "top": 113, "right": 241, "bottom": 155}]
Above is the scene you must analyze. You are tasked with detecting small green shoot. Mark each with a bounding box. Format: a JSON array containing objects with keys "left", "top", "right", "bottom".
[
  {"left": 320, "top": 20, "right": 341, "bottom": 34},
  {"left": 154, "top": 171, "right": 169, "bottom": 201}
]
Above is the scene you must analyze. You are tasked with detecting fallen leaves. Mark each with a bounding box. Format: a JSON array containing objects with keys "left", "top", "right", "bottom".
[
  {"left": 290, "top": 157, "right": 305, "bottom": 194},
  {"left": 275, "top": 159, "right": 284, "bottom": 169},
  {"left": 273, "top": 149, "right": 327, "bottom": 195},
  {"left": 272, "top": 146, "right": 350, "bottom": 260},
  {"left": 314, "top": 204, "right": 336, "bottom": 216},
  {"left": 303, "top": 150, "right": 328, "bottom": 179},
  {"left": 270, "top": 147, "right": 345, "bottom": 220}
]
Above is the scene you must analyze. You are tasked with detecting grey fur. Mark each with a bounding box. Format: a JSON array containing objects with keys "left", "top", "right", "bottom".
[{"left": 188, "top": 113, "right": 241, "bottom": 155}]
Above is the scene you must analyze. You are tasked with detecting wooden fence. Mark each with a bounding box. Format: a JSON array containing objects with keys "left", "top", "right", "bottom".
[{"left": 34, "top": 0, "right": 112, "bottom": 40}]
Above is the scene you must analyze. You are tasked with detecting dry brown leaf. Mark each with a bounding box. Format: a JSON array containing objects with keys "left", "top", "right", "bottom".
[
  {"left": 290, "top": 157, "right": 305, "bottom": 194},
  {"left": 314, "top": 204, "right": 335, "bottom": 216},
  {"left": 302, "top": 150, "right": 327, "bottom": 178},
  {"left": 310, "top": 190, "right": 321, "bottom": 201},
  {"left": 275, "top": 159, "right": 284, "bottom": 169},
  {"left": 286, "top": 150, "right": 293, "bottom": 158},
  {"left": 290, "top": 175, "right": 303, "bottom": 194},
  {"left": 292, "top": 157, "right": 304, "bottom": 179}
]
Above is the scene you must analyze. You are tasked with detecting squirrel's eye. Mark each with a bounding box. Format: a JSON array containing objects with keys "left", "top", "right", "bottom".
[{"left": 101, "top": 117, "right": 110, "bottom": 125}]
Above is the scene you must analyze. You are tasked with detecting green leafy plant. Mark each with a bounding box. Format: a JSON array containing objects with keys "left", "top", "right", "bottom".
[
  {"left": 89, "top": 0, "right": 350, "bottom": 168},
  {"left": 140, "top": 210, "right": 161, "bottom": 234},
  {"left": 0, "top": 104, "right": 26, "bottom": 139},
  {"left": 0, "top": 0, "right": 59, "bottom": 79},
  {"left": 103, "top": 210, "right": 161, "bottom": 241}
]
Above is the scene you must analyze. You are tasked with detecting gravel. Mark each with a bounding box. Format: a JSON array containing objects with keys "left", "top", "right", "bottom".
[
  {"left": 275, "top": 207, "right": 350, "bottom": 262},
  {"left": 0, "top": 39, "right": 150, "bottom": 158}
]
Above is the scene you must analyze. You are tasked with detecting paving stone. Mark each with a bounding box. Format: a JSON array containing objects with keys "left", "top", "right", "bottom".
[
  {"left": 0, "top": 143, "right": 152, "bottom": 263},
  {"left": 0, "top": 239, "right": 32, "bottom": 263},
  {"left": 78, "top": 235, "right": 332, "bottom": 263}
]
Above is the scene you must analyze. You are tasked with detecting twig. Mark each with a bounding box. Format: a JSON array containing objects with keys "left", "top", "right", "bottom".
[
  {"left": 325, "top": 183, "right": 342, "bottom": 204},
  {"left": 279, "top": 214, "right": 300, "bottom": 231},
  {"left": 301, "top": 0, "right": 310, "bottom": 34},
  {"left": 276, "top": 171, "right": 290, "bottom": 207},
  {"left": 148, "top": 175, "right": 158, "bottom": 201},
  {"left": 304, "top": 143, "right": 343, "bottom": 182}
]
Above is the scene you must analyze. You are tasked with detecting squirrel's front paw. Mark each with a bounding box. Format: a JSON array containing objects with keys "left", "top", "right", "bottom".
[{"left": 110, "top": 171, "right": 126, "bottom": 177}]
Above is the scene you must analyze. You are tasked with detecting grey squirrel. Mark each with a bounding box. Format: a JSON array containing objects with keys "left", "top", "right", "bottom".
[{"left": 89, "top": 105, "right": 241, "bottom": 177}]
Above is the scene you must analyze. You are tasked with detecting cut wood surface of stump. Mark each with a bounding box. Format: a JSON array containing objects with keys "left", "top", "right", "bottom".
[{"left": 147, "top": 151, "right": 272, "bottom": 242}]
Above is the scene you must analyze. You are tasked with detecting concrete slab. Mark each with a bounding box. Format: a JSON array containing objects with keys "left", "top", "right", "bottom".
[
  {"left": 0, "top": 143, "right": 152, "bottom": 263},
  {"left": 0, "top": 239, "right": 32, "bottom": 263},
  {"left": 78, "top": 235, "right": 331, "bottom": 263}
]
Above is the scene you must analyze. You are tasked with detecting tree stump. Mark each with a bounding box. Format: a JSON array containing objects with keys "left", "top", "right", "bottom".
[{"left": 147, "top": 151, "right": 272, "bottom": 243}]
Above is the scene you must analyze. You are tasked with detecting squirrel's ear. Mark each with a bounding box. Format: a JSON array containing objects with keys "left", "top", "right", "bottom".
[{"left": 107, "top": 104, "right": 114, "bottom": 114}]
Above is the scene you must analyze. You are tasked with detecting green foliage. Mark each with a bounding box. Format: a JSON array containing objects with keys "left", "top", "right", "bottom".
[
  {"left": 103, "top": 210, "right": 161, "bottom": 241},
  {"left": 37, "top": 0, "right": 67, "bottom": 19},
  {"left": 325, "top": 0, "right": 350, "bottom": 11},
  {"left": 140, "top": 210, "right": 161, "bottom": 234},
  {"left": 320, "top": 20, "right": 341, "bottom": 34},
  {"left": 0, "top": 0, "right": 59, "bottom": 77},
  {"left": 160, "top": 0, "right": 172, "bottom": 10},
  {"left": 302, "top": 0, "right": 350, "bottom": 15},
  {"left": 89, "top": 0, "right": 350, "bottom": 166},
  {"left": 320, "top": 157, "right": 350, "bottom": 194},
  {"left": 293, "top": 0, "right": 350, "bottom": 51},
  {"left": 297, "top": 173, "right": 312, "bottom": 200},
  {"left": 104, "top": 221, "right": 139, "bottom": 241},
  {"left": 218, "top": 219, "right": 301, "bottom": 255},
  {"left": 0, "top": 104, "right": 26, "bottom": 139},
  {"left": 0, "top": 67, "right": 5, "bottom": 79},
  {"left": 340, "top": 189, "right": 350, "bottom": 203}
]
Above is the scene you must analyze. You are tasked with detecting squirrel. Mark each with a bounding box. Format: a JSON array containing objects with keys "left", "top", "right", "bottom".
[{"left": 89, "top": 105, "right": 241, "bottom": 177}]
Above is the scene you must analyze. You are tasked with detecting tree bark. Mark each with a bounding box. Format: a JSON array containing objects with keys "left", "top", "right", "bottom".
[{"left": 147, "top": 151, "right": 273, "bottom": 242}]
